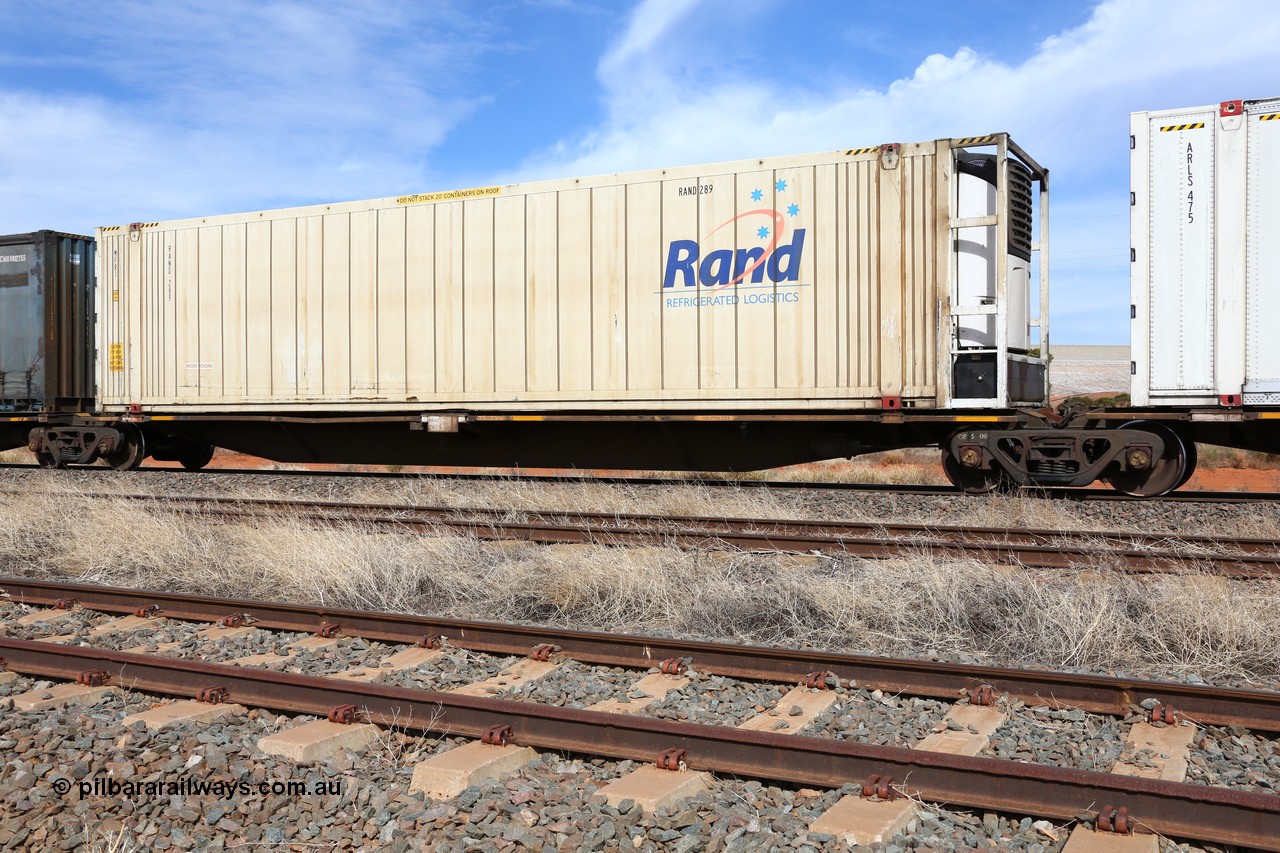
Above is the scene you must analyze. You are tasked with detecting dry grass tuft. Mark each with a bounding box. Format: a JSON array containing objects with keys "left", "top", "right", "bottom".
[
  {"left": 1195, "top": 444, "right": 1280, "bottom": 470},
  {"left": 0, "top": 491, "right": 1276, "bottom": 688},
  {"left": 724, "top": 450, "right": 949, "bottom": 485},
  {"left": 84, "top": 822, "right": 144, "bottom": 853}
]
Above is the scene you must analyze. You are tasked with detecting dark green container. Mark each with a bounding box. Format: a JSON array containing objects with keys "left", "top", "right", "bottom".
[{"left": 0, "top": 231, "right": 95, "bottom": 411}]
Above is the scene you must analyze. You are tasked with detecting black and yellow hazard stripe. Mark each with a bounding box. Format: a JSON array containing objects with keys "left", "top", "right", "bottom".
[
  {"left": 1159, "top": 122, "right": 1205, "bottom": 131},
  {"left": 844, "top": 147, "right": 878, "bottom": 156},
  {"left": 953, "top": 135, "right": 996, "bottom": 145},
  {"left": 1258, "top": 113, "right": 1280, "bottom": 122},
  {"left": 101, "top": 222, "right": 160, "bottom": 233}
]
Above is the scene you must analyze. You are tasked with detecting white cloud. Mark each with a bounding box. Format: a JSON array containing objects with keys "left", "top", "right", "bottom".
[
  {"left": 0, "top": 1, "right": 494, "bottom": 234},
  {"left": 599, "top": 0, "right": 700, "bottom": 79},
  {"left": 530, "top": 0, "right": 1280, "bottom": 178},
  {"left": 515, "top": 0, "right": 1280, "bottom": 341}
]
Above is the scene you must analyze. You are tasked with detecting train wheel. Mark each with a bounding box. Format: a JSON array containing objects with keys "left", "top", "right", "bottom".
[
  {"left": 179, "top": 444, "right": 215, "bottom": 471},
  {"left": 942, "top": 449, "right": 1005, "bottom": 495},
  {"left": 35, "top": 450, "right": 64, "bottom": 470},
  {"left": 1106, "top": 421, "right": 1188, "bottom": 497},
  {"left": 1175, "top": 439, "right": 1198, "bottom": 490},
  {"left": 104, "top": 424, "right": 147, "bottom": 471}
]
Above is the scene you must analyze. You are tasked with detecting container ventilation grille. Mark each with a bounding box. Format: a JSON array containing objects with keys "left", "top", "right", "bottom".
[{"left": 1007, "top": 161, "right": 1033, "bottom": 262}]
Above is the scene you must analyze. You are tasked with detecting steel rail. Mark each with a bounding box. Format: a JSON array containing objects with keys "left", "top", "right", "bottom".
[
  {"left": 0, "top": 638, "right": 1274, "bottom": 850},
  {"left": 4, "top": 577, "right": 1278, "bottom": 732},
  {"left": 222, "top": 495, "right": 1280, "bottom": 554},
  {"left": 6, "top": 462, "right": 1278, "bottom": 503},
  {"left": 90, "top": 492, "right": 1280, "bottom": 577}
]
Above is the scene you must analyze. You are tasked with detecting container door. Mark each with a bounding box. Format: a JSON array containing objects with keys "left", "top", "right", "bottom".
[
  {"left": 1146, "top": 110, "right": 1215, "bottom": 394},
  {"left": 1245, "top": 102, "right": 1280, "bottom": 403},
  {"left": 98, "top": 231, "right": 130, "bottom": 405},
  {"left": 0, "top": 238, "right": 42, "bottom": 404}
]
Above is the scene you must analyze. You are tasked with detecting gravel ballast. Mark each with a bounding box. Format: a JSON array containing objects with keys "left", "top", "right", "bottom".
[
  {"left": 0, "top": 614, "right": 1237, "bottom": 852},
  {"left": 0, "top": 686, "right": 1223, "bottom": 852},
  {"left": 984, "top": 702, "right": 1130, "bottom": 772}
]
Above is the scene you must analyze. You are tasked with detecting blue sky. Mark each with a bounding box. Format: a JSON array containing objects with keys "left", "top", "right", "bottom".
[{"left": 2, "top": 0, "right": 1278, "bottom": 343}]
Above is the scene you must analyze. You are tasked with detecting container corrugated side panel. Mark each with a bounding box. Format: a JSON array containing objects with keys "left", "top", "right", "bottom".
[
  {"left": 101, "top": 145, "right": 950, "bottom": 412},
  {"left": 1245, "top": 100, "right": 1280, "bottom": 402}
]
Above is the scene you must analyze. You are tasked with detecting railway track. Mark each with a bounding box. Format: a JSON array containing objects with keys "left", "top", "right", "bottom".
[
  {"left": 4, "top": 577, "right": 1277, "bottom": 730},
  {"left": 80, "top": 491, "right": 1280, "bottom": 578},
  {"left": 5, "top": 461, "right": 1280, "bottom": 503},
  {"left": 2, "top": 577, "right": 1278, "bottom": 850}
]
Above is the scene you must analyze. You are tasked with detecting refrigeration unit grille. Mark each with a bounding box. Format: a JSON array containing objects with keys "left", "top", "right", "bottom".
[{"left": 1007, "top": 160, "right": 1034, "bottom": 262}]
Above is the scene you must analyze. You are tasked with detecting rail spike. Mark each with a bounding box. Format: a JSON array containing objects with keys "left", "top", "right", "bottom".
[
  {"left": 482, "top": 724, "right": 513, "bottom": 746},
  {"left": 1096, "top": 805, "right": 1133, "bottom": 835},
  {"left": 529, "top": 644, "right": 560, "bottom": 662},
  {"left": 861, "top": 774, "right": 898, "bottom": 801},
  {"left": 659, "top": 658, "right": 688, "bottom": 676},
  {"left": 803, "top": 671, "right": 837, "bottom": 690},
  {"left": 327, "top": 704, "right": 363, "bottom": 725},
  {"left": 656, "top": 748, "right": 687, "bottom": 771},
  {"left": 76, "top": 669, "right": 110, "bottom": 687}
]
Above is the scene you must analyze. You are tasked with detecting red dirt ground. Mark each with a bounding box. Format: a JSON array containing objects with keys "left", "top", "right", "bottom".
[{"left": 1183, "top": 466, "right": 1280, "bottom": 492}]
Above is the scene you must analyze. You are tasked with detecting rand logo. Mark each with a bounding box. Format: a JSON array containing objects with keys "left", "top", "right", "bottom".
[{"left": 662, "top": 179, "right": 805, "bottom": 291}]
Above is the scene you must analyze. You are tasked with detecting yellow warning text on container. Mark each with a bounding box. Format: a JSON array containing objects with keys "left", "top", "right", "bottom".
[{"left": 397, "top": 186, "right": 502, "bottom": 205}]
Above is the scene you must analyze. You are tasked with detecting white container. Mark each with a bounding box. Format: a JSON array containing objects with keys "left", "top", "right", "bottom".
[
  {"left": 1130, "top": 96, "right": 1280, "bottom": 406},
  {"left": 98, "top": 137, "right": 1047, "bottom": 414}
]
